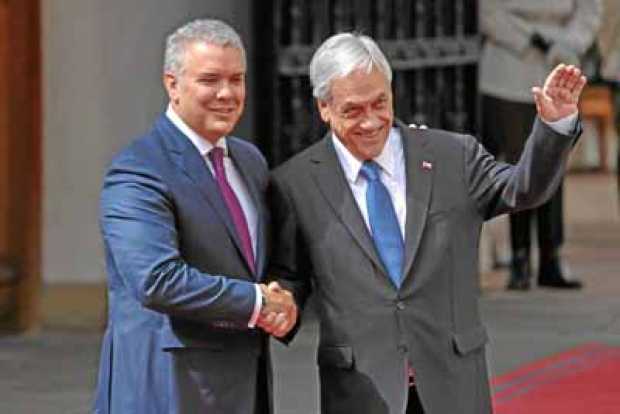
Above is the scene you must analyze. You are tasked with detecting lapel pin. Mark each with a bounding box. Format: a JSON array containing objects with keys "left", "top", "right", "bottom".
[{"left": 421, "top": 161, "right": 433, "bottom": 171}]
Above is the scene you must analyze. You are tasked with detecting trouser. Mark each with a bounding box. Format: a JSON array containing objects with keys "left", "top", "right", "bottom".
[
  {"left": 171, "top": 349, "right": 270, "bottom": 414},
  {"left": 406, "top": 385, "right": 425, "bottom": 413},
  {"left": 481, "top": 94, "right": 564, "bottom": 257}
]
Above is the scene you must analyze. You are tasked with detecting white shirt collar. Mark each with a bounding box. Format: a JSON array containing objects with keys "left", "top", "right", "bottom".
[
  {"left": 331, "top": 127, "right": 402, "bottom": 183},
  {"left": 166, "top": 104, "right": 228, "bottom": 156}
]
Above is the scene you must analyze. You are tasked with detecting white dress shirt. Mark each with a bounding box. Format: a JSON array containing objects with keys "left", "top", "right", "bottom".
[
  {"left": 331, "top": 115, "right": 578, "bottom": 238},
  {"left": 166, "top": 105, "right": 262, "bottom": 327}
]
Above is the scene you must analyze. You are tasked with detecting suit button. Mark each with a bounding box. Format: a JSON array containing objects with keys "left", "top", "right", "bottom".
[{"left": 396, "top": 301, "right": 405, "bottom": 311}]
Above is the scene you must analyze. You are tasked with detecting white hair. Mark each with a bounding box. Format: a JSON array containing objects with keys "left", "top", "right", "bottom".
[
  {"left": 309, "top": 33, "right": 392, "bottom": 101},
  {"left": 164, "top": 19, "right": 246, "bottom": 75}
]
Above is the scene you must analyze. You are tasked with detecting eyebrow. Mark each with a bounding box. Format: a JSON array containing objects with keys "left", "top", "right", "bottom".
[
  {"left": 196, "top": 71, "right": 245, "bottom": 78},
  {"left": 341, "top": 93, "right": 388, "bottom": 107}
]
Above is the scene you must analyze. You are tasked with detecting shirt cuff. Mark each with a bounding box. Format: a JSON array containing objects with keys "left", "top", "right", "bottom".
[
  {"left": 248, "top": 284, "right": 263, "bottom": 328},
  {"left": 542, "top": 112, "right": 578, "bottom": 135}
]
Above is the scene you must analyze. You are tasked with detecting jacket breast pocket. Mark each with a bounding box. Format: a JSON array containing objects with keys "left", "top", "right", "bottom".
[
  {"left": 452, "top": 326, "right": 489, "bottom": 356},
  {"left": 317, "top": 345, "right": 354, "bottom": 369}
]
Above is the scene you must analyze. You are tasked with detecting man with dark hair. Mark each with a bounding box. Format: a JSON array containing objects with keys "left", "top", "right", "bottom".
[{"left": 93, "top": 19, "right": 296, "bottom": 414}]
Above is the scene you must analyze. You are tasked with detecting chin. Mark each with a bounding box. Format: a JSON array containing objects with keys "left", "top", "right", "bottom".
[
  {"left": 209, "top": 123, "right": 233, "bottom": 135},
  {"left": 368, "top": 144, "right": 386, "bottom": 158}
]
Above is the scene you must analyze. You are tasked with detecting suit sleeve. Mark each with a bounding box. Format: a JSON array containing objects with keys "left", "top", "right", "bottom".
[
  {"left": 100, "top": 154, "right": 256, "bottom": 325},
  {"left": 464, "top": 117, "right": 579, "bottom": 220},
  {"left": 268, "top": 171, "right": 313, "bottom": 342}
]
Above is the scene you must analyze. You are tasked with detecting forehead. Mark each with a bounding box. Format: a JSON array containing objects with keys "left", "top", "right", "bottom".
[
  {"left": 329, "top": 67, "right": 391, "bottom": 105},
  {"left": 182, "top": 41, "right": 246, "bottom": 74}
]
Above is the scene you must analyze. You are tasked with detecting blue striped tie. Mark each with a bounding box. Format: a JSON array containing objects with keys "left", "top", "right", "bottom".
[{"left": 360, "top": 161, "right": 404, "bottom": 288}]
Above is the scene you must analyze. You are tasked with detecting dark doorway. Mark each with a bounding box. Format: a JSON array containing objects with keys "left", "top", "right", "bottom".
[{"left": 254, "top": 0, "right": 479, "bottom": 167}]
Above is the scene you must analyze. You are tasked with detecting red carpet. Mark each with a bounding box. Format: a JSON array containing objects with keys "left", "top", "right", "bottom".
[{"left": 492, "top": 343, "right": 620, "bottom": 413}]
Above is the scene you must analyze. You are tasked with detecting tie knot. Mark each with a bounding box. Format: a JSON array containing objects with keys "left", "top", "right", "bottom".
[
  {"left": 208, "top": 147, "right": 225, "bottom": 168},
  {"left": 360, "top": 161, "right": 381, "bottom": 181}
]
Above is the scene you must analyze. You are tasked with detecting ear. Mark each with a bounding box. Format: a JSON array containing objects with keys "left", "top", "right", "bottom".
[
  {"left": 163, "top": 72, "right": 179, "bottom": 104},
  {"left": 317, "top": 99, "right": 331, "bottom": 124}
]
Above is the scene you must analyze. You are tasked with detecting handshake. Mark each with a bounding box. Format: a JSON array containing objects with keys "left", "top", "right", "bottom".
[{"left": 257, "top": 282, "right": 298, "bottom": 338}]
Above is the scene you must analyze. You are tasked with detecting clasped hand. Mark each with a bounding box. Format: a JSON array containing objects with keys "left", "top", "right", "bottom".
[{"left": 257, "top": 282, "right": 298, "bottom": 338}]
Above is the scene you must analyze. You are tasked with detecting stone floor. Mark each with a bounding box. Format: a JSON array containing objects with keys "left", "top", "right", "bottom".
[{"left": 1, "top": 172, "right": 618, "bottom": 413}]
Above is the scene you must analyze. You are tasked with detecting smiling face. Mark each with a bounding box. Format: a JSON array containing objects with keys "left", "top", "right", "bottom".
[
  {"left": 318, "top": 66, "right": 393, "bottom": 161},
  {"left": 164, "top": 41, "right": 246, "bottom": 142}
]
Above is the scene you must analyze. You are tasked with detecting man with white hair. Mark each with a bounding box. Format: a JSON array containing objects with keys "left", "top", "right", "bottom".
[
  {"left": 93, "top": 19, "right": 296, "bottom": 413},
  {"left": 269, "top": 33, "right": 586, "bottom": 413}
]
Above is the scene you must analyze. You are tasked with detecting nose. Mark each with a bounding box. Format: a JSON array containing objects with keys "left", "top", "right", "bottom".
[
  {"left": 216, "top": 81, "right": 233, "bottom": 100},
  {"left": 359, "top": 112, "right": 382, "bottom": 131}
]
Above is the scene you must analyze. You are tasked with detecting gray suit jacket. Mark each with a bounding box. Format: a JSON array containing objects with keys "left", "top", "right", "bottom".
[
  {"left": 93, "top": 114, "right": 271, "bottom": 414},
  {"left": 270, "top": 118, "right": 579, "bottom": 413}
]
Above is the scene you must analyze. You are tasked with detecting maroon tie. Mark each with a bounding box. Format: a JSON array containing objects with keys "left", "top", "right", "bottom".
[{"left": 208, "top": 147, "right": 256, "bottom": 274}]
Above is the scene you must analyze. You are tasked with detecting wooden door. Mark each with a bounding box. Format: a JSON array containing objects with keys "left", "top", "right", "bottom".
[
  {"left": 0, "top": 0, "right": 9, "bottom": 258},
  {"left": 0, "top": 0, "right": 42, "bottom": 332}
]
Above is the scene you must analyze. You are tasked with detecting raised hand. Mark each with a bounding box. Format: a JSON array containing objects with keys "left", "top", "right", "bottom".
[
  {"left": 532, "top": 64, "right": 587, "bottom": 122},
  {"left": 257, "top": 281, "right": 298, "bottom": 338}
]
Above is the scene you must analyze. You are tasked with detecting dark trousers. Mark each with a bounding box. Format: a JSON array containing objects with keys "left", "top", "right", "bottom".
[
  {"left": 481, "top": 95, "right": 564, "bottom": 258},
  {"left": 170, "top": 349, "right": 270, "bottom": 414},
  {"left": 255, "top": 355, "right": 270, "bottom": 414},
  {"left": 406, "top": 386, "right": 425, "bottom": 413}
]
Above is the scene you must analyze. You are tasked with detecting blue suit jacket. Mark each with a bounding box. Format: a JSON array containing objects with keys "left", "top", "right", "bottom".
[{"left": 93, "top": 114, "right": 270, "bottom": 413}]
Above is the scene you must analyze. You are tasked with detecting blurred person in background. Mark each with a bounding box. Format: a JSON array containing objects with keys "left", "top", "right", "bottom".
[
  {"left": 597, "top": 0, "right": 620, "bottom": 199},
  {"left": 597, "top": 0, "right": 620, "bottom": 85},
  {"left": 479, "top": 0, "right": 602, "bottom": 290}
]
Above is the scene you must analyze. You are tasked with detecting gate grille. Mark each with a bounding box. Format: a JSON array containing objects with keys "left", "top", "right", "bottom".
[{"left": 255, "top": 0, "right": 479, "bottom": 166}]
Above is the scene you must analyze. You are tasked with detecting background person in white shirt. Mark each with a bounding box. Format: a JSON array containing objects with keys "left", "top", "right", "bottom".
[{"left": 479, "top": 0, "right": 602, "bottom": 290}]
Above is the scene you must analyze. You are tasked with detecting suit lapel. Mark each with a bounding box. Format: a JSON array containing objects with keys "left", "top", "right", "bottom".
[
  {"left": 155, "top": 116, "right": 247, "bottom": 271},
  {"left": 309, "top": 135, "right": 386, "bottom": 277},
  {"left": 398, "top": 120, "right": 434, "bottom": 279},
  {"left": 228, "top": 139, "right": 267, "bottom": 279}
]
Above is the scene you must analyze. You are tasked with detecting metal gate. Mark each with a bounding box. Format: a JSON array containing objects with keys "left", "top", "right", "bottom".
[{"left": 254, "top": 0, "right": 480, "bottom": 166}]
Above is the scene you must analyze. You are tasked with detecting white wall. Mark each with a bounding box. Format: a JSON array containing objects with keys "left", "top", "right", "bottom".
[{"left": 42, "top": 0, "right": 254, "bottom": 283}]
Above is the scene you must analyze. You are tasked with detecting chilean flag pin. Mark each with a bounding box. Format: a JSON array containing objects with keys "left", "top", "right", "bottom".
[{"left": 421, "top": 161, "right": 433, "bottom": 171}]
